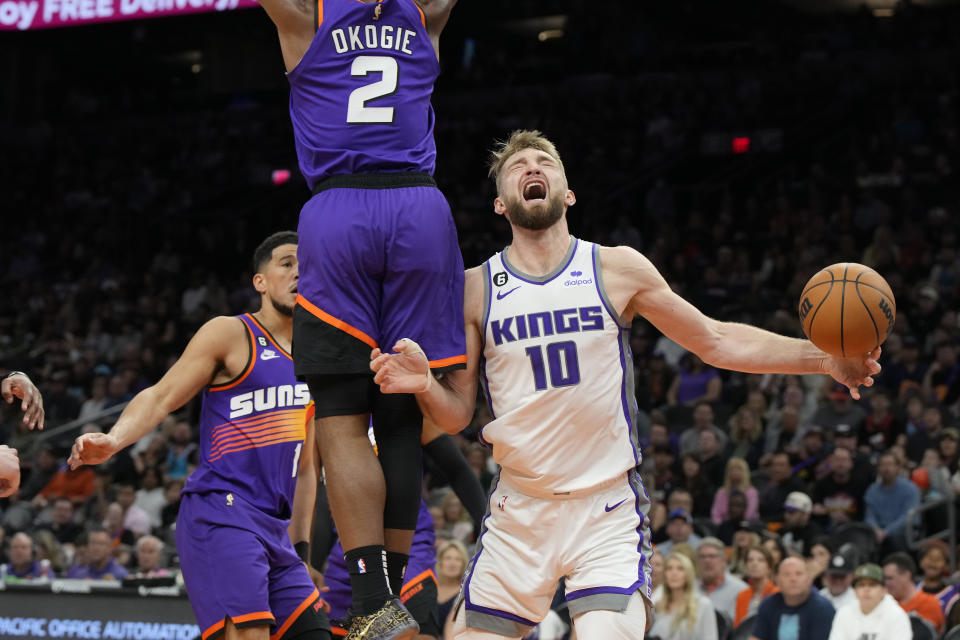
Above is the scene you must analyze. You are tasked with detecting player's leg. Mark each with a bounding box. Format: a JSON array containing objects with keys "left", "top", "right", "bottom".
[
  {"left": 570, "top": 591, "right": 647, "bottom": 639},
  {"left": 308, "top": 375, "right": 392, "bottom": 615},
  {"left": 563, "top": 470, "right": 654, "bottom": 640},
  {"left": 373, "top": 390, "right": 422, "bottom": 595}
]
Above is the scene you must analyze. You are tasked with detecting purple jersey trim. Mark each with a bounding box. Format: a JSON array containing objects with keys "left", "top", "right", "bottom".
[
  {"left": 463, "top": 600, "right": 538, "bottom": 627},
  {"left": 566, "top": 579, "right": 644, "bottom": 601},
  {"left": 499, "top": 238, "right": 579, "bottom": 286},
  {"left": 617, "top": 328, "right": 640, "bottom": 466},
  {"left": 461, "top": 471, "right": 500, "bottom": 614},
  {"left": 628, "top": 468, "right": 651, "bottom": 592},
  {"left": 590, "top": 243, "right": 630, "bottom": 329}
]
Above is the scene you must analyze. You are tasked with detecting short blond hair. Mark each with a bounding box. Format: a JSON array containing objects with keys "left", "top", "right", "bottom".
[{"left": 487, "top": 130, "right": 566, "bottom": 191}]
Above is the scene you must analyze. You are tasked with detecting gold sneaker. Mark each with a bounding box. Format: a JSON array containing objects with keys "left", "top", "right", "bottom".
[{"left": 344, "top": 597, "right": 419, "bottom": 640}]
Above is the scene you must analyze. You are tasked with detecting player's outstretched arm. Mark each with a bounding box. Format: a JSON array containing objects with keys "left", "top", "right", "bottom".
[
  {"left": 416, "top": 0, "right": 458, "bottom": 57},
  {"left": 0, "top": 445, "right": 20, "bottom": 498},
  {"left": 602, "top": 246, "right": 881, "bottom": 399},
  {"left": 2, "top": 371, "right": 44, "bottom": 430},
  {"left": 68, "top": 316, "right": 242, "bottom": 469},
  {"left": 370, "top": 267, "right": 482, "bottom": 432}
]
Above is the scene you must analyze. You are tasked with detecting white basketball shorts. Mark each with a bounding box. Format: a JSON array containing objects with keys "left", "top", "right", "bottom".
[{"left": 456, "top": 469, "right": 654, "bottom": 637}]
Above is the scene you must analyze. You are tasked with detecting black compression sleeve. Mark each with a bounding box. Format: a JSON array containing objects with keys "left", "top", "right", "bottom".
[{"left": 423, "top": 434, "right": 488, "bottom": 528}]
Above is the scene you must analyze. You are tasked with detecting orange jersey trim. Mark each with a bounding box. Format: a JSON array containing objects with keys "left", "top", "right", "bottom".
[
  {"left": 246, "top": 313, "right": 293, "bottom": 360},
  {"left": 317, "top": 0, "right": 322, "bottom": 28},
  {"left": 210, "top": 434, "right": 304, "bottom": 462},
  {"left": 211, "top": 414, "right": 305, "bottom": 446},
  {"left": 331, "top": 627, "right": 347, "bottom": 637},
  {"left": 270, "top": 588, "right": 320, "bottom": 640},
  {"left": 400, "top": 568, "right": 437, "bottom": 595},
  {"left": 296, "top": 294, "right": 378, "bottom": 349},
  {"left": 202, "top": 612, "right": 275, "bottom": 639},
  {"left": 429, "top": 354, "right": 467, "bottom": 369},
  {"left": 210, "top": 425, "right": 304, "bottom": 457},
  {"left": 211, "top": 421, "right": 304, "bottom": 451},
  {"left": 208, "top": 321, "right": 256, "bottom": 392},
  {"left": 211, "top": 409, "right": 306, "bottom": 437},
  {"left": 410, "top": 0, "right": 424, "bottom": 27}
]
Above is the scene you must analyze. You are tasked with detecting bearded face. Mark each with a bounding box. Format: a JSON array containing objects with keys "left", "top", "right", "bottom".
[{"left": 499, "top": 187, "right": 567, "bottom": 231}]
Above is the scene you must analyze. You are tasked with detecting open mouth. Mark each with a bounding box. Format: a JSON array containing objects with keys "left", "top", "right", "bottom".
[{"left": 522, "top": 179, "right": 547, "bottom": 202}]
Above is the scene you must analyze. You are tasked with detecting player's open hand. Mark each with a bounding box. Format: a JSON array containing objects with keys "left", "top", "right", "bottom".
[
  {"left": 2, "top": 372, "right": 45, "bottom": 430},
  {"left": 824, "top": 346, "right": 882, "bottom": 400},
  {"left": 68, "top": 432, "right": 120, "bottom": 469},
  {"left": 370, "top": 338, "right": 432, "bottom": 394},
  {"left": 0, "top": 445, "right": 20, "bottom": 498}
]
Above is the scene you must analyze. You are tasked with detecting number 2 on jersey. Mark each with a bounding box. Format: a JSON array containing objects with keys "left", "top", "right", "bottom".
[
  {"left": 347, "top": 55, "right": 398, "bottom": 124},
  {"left": 524, "top": 341, "right": 581, "bottom": 391}
]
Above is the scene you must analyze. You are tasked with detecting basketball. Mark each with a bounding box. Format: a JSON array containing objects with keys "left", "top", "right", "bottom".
[{"left": 798, "top": 263, "right": 896, "bottom": 358}]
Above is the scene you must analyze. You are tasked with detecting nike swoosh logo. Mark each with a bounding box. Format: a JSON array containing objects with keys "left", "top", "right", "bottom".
[
  {"left": 496, "top": 286, "right": 520, "bottom": 300},
  {"left": 260, "top": 353, "right": 280, "bottom": 360},
  {"left": 605, "top": 499, "right": 627, "bottom": 512}
]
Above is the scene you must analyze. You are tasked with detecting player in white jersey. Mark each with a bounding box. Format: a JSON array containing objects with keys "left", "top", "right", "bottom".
[{"left": 370, "top": 130, "right": 881, "bottom": 640}]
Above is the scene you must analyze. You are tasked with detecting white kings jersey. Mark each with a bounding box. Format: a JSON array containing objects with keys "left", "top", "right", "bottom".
[{"left": 479, "top": 237, "right": 641, "bottom": 497}]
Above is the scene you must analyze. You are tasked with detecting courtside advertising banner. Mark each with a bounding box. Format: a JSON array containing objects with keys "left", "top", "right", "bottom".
[
  {"left": 0, "top": 0, "right": 258, "bottom": 31},
  {"left": 0, "top": 583, "right": 200, "bottom": 640}
]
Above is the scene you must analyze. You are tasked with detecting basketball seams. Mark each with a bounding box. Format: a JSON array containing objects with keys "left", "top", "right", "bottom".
[
  {"left": 801, "top": 276, "right": 894, "bottom": 306},
  {"left": 840, "top": 265, "right": 849, "bottom": 357},
  {"left": 805, "top": 268, "right": 836, "bottom": 342},
  {"left": 854, "top": 272, "right": 881, "bottom": 350}
]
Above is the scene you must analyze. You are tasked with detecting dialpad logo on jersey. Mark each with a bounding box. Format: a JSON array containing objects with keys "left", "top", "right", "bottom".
[
  {"left": 229, "top": 383, "right": 310, "bottom": 419},
  {"left": 564, "top": 270, "right": 593, "bottom": 287},
  {"left": 490, "top": 306, "right": 604, "bottom": 345}
]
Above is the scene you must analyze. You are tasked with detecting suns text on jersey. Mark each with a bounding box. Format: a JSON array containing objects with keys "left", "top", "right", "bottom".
[
  {"left": 331, "top": 24, "right": 418, "bottom": 55},
  {"left": 228, "top": 383, "right": 310, "bottom": 419},
  {"left": 490, "top": 306, "right": 605, "bottom": 346}
]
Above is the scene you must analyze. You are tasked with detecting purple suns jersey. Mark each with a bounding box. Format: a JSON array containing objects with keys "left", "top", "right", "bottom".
[
  {"left": 182, "top": 314, "right": 310, "bottom": 519},
  {"left": 286, "top": 0, "right": 439, "bottom": 190}
]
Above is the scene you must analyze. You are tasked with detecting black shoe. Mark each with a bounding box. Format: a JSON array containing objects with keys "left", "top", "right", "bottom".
[{"left": 343, "top": 597, "right": 419, "bottom": 640}]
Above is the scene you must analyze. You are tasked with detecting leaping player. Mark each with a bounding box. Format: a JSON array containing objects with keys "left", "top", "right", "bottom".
[
  {"left": 69, "top": 232, "right": 331, "bottom": 640},
  {"left": 253, "top": 0, "right": 465, "bottom": 637}
]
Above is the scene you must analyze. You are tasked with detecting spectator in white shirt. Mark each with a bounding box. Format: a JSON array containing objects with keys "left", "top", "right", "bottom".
[{"left": 828, "top": 563, "right": 911, "bottom": 640}]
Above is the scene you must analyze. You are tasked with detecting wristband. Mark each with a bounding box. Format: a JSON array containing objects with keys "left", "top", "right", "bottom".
[{"left": 294, "top": 541, "right": 310, "bottom": 564}]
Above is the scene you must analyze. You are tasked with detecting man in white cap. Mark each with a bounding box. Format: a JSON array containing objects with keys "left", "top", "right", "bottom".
[
  {"left": 780, "top": 492, "right": 823, "bottom": 556},
  {"left": 828, "top": 563, "right": 910, "bottom": 640}
]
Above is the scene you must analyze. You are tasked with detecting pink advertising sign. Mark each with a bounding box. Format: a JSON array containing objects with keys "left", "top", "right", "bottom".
[{"left": 0, "top": 0, "right": 259, "bottom": 31}]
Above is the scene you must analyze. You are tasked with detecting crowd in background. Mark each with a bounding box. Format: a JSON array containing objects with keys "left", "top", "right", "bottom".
[{"left": 1, "top": 1, "right": 960, "bottom": 639}]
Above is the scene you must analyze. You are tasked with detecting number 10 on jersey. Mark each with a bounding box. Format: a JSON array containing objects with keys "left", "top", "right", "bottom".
[{"left": 524, "top": 341, "right": 581, "bottom": 391}]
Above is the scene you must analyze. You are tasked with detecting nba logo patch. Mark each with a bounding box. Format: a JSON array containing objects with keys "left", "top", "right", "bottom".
[
  {"left": 357, "top": 559, "right": 367, "bottom": 574},
  {"left": 498, "top": 496, "right": 508, "bottom": 510}
]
